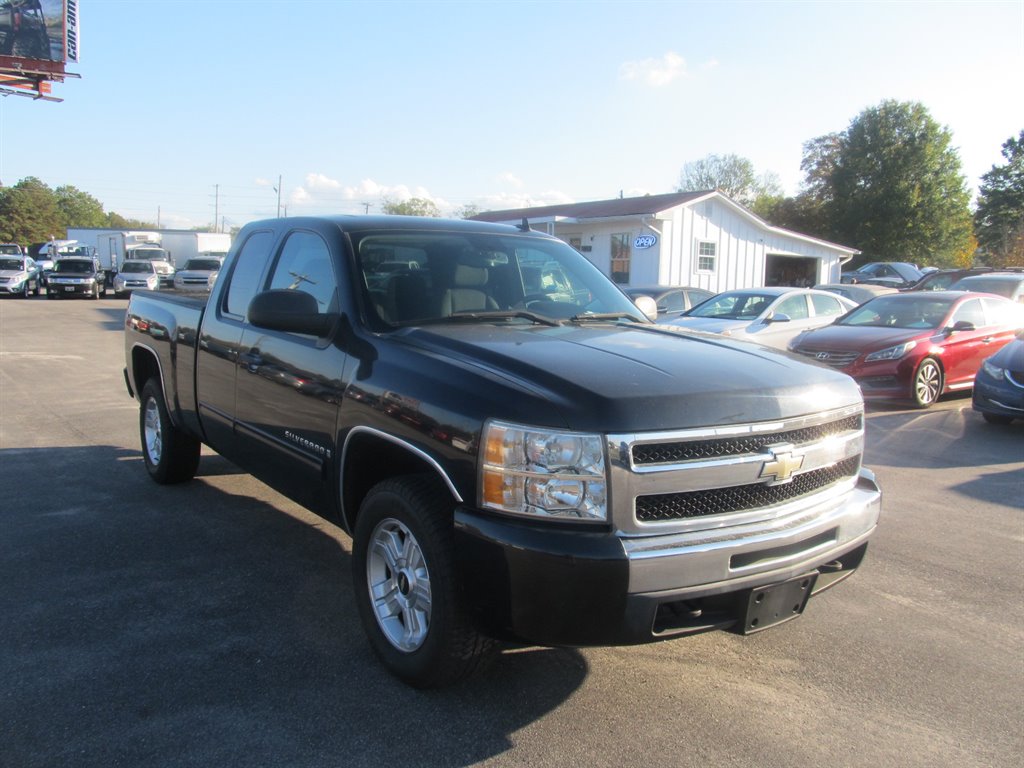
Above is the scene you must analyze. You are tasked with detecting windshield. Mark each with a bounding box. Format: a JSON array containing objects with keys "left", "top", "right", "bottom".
[
  {"left": 183, "top": 259, "right": 221, "bottom": 271},
  {"left": 121, "top": 261, "right": 154, "bottom": 274},
  {"left": 0, "top": 258, "right": 26, "bottom": 270},
  {"left": 687, "top": 292, "right": 776, "bottom": 320},
  {"left": 839, "top": 295, "right": 953, "bottom": 329},
  {"left": 354, "top": 230, "right": 645, "bottom": 326},
  {"left": 953, "top": 277, "right": 1017, "bottom": 298},
  {"left": 132, "top": 248, "right": 168, "bottom": 261},
  {"left": 0, "top": 245, "right": 21, "bottom": 255},
  {"left": 54, "top": 260, "right": 94, "bottom": 274}
]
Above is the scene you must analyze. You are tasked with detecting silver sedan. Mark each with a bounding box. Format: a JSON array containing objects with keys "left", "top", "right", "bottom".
[{"left": 667, "top": 287, "right": 857, "bottom": 349}]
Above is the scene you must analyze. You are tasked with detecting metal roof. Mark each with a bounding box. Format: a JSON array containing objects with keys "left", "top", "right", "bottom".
[{"left": 471, "top": 191, "right": 716, "bottom": 223}]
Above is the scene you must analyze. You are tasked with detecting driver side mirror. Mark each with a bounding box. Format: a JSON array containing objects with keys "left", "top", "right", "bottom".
[
  {"left": 249, "top": 289, "right": 337, "bottom": 336},
  {"left": 633, "top": 295, "right": 658, "bottom": 322},
  {"left": 946, "top": 320, "right": 975, "bottom": 335},
  {"left": 766, "top": 312, "right": 791, "bottom": 324}
]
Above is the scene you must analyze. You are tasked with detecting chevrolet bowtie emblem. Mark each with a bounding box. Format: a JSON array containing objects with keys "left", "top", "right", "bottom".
[{"left": 760, "top": 449, "right": 804, "bottom": 484}]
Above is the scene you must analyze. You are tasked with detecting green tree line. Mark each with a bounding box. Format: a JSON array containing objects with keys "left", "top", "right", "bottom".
[
  {"left": 677, "top": 101, "right": 1023, "bottom": 270},
  {"left": 0, "top": 177, "right": 156, "bottom": 246}
]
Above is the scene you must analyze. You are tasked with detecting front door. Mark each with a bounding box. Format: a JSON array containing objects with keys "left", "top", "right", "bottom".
[{"left": 232, "top": 228, "right": 352, "bottom": 515}]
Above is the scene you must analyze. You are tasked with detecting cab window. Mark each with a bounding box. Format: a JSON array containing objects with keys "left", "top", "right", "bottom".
[
  {"left": 225, "top": 231, "right": 274, "bottom": 318},
  {"left": 266, "top": 231, "right": 338, "bottom": 315}
]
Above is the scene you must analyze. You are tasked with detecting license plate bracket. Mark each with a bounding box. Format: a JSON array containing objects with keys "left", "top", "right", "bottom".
[{"left": 742, "top": 571, "right": 818, "bottom": 634}]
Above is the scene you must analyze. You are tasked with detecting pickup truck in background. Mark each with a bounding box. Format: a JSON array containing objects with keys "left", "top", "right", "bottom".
[{"left": 124, "top": 215, "right": 881, "bottom": 688}]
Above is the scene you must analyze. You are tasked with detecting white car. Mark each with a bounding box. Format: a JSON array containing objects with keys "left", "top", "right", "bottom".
[
  {"left": 0, "top": 255, "right": 43, "bottom": 297},
  {"left": 173, "top": 257, "right": 223, "bottom": 293},
  {"left": 114, "top": 260, "right": 160, "bottom": 296},
  {"left": 667, "top": 287, "right": 857, "bottom": 349}
]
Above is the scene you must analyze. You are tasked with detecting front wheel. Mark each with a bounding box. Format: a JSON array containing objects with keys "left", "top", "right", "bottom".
[
  {"left": 139, "top": 378, "right": 200, "bottom": 484},
  {"left": 352, "top": 475, "right": 494, "bottom": 688},
  {"left": 913, "top": 357, "right": 943, "bottom": 408}
]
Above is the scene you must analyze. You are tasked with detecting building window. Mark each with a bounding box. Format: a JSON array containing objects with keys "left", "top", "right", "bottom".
[
  {"left": 697, "top": 240, "right": 716, "bottom": 272},
  {"left": 567, "top": 236, "right": 583, "bottom": 252},
  {"left": 611, "top": 233, "right": 631, "bottom": 284}
]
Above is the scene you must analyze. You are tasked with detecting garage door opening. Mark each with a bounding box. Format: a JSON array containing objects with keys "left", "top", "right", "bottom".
[{"left": 766, "top": 255, "right": 819, "bottom": 287}]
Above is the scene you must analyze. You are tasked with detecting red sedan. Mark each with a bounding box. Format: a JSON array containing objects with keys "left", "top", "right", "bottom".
[{"left": 789, "top": 291, "right": 1024, "bottom": 407}]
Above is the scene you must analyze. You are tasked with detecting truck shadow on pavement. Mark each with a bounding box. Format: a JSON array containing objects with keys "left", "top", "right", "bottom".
[{"left": 0, "top": 445, "right": 587, "bottom": 768}]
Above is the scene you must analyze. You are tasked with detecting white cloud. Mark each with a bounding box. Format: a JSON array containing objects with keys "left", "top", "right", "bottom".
[
  {"left": 619, "top": 52, "right": 689, "bottom": 87},
  {"left": 498, "top": 172, "right": 524, "bottom": 188},
  {"left": 304, "top": 173, "right": 343, "bottom": 191}
]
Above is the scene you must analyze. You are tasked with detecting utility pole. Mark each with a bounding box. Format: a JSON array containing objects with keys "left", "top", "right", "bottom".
[
  {"left": 213, "top": 184, "right": 220, "bottom": 232},
  {"left": 362, "top": 202, "right": 371, "bottom": 214},
  {"left": 274, "top": 175, "right": 282, "bottom": 218}
]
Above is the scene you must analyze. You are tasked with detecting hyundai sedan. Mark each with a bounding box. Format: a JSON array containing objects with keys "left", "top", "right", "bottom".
[{"left": 790, "top": 292, "right": 1024, "bottom": 407}]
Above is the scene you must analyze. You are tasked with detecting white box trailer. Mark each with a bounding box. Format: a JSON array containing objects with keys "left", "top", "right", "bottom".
[
  {"left": 66, "top": 228, "right": 162, "bottom": 272},
  {"left": 159, "top": 232, "right": 232, "bottom": 267},
  {"left": 65, "top": 229, "right": 231, "bottom": 272}
]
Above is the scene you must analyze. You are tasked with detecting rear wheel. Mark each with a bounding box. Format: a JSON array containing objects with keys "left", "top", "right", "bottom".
[
  {"left": 139, "top": 378, "right": 200, "bottom": 484},
  {"left": 352, "top": 475, "right": 494, "bottom": 688},
  {"left": 913, "top": 357, "right": 943, "bottom": 408}
]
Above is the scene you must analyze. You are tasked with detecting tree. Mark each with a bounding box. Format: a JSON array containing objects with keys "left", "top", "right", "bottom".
[
  {"left": 55, "top": 185, "right": 107, "bottom": 229},
  {"left": 454, "top": 203, "right": 481, "bottom": 219},
  {"left": 106, "top": 211, "right": 157, "bottom": 229},
  {"left": 974, "top": 130, "right": 1024, "bottom": 267},
  {"left": 0, "top": 177, "right": 63, "bottom": 244},
  {"left": 798, "top": 100, "right": 974, "bottom": 267},
  {"left": 381, "top": 197, "right": 441, "bottom": 217}
]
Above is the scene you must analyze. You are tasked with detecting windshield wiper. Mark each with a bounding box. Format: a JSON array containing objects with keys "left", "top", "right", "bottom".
[
  {"left": 569, "top": 312, "right": 642, "bottom": 323},
  {"left": 442, "top": 310, "right": 562, "bottom": 327}
]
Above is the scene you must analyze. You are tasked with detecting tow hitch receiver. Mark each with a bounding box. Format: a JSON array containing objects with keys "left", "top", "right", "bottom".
[{"left": 742, "top": 571, "right": 819, "bottom": 634}]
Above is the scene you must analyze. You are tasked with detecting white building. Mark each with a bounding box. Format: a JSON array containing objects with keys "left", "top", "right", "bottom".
[{"left": 474, "top": 191, "right": 859, "bottom": 291}]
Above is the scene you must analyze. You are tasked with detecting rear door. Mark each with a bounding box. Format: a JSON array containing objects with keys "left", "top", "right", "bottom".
[{"left": 195, "top": 228, "right": 276, "bottom": 450}]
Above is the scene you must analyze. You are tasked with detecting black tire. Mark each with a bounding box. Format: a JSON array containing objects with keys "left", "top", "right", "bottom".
[
  {"left": 99, "top": 282, "right": 107, "bottom": 298},
  {"left": 21, "top": 281, "right": 30, "bottom": 298},
  {"left": 32, "top": 280, "right": 40, "bottom": 296},
  {"left": 139, "top": 378, "right": 200, "bottom": 484},
  {"left": 352, "top": 475, "right": 494, "bottom": 688},
  {"left": 913, "top": 357, "right": 943, "bottom": 408},
  {"left": 982, "top": 412, "right": 1013, "bottom": 425}
]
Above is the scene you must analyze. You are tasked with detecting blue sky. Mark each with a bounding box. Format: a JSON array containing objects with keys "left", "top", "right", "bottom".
[{"left": 2, "top": 0, "right": 1022, "bottom": 231}]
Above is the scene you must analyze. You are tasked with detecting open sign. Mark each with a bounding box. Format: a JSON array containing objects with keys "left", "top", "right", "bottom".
[{"left": 634, "top": 234, "right": 657, "bottom": 249}]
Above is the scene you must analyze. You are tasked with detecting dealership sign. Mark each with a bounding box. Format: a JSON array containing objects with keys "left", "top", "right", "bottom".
[{"left": 633, "top": 234, "right": 657, "bottom": 249}]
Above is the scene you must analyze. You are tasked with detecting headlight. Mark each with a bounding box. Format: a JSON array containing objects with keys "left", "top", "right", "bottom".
[
  {"left": 981, "top": 359, "right": 1005, "bottom": 381},
  {"left": 865, "top": 341, "right": 917, "bottom": 362},
  {"left": 480, "top": 420, "right": 607, "bottom": 521}
]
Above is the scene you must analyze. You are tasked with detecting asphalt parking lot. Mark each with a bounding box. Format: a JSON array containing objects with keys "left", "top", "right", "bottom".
[{"left": 1, "top": 294, "right": 1022, "bottom": 768}]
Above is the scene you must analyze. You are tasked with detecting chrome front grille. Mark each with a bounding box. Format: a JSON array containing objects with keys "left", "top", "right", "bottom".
[
  {"left": 607, "top": 404, "right": 865, "bottom": 535},
  {"left": 632, "top": 414, "right": 862, "bottom": 465},
  {"left": 794, "top": 349, "right": 859, "bottom": 368},
  {"left": 635, "top": 457, "right": 860, "bottom": 522}
]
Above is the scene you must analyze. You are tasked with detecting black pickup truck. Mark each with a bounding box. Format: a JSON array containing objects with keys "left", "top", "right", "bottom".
[{"left": 124, "top": 215, "right": 881, "bottom": 687}]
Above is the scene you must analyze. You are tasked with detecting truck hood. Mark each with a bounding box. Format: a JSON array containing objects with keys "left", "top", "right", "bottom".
[{"left": 391, "top": 321, "right": 862, "bottom": 432}]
